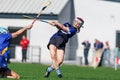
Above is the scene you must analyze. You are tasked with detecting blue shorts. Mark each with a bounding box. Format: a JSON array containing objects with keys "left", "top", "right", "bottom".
[{"left": 47, "top": 36, "right": 66, "bottom": 50}]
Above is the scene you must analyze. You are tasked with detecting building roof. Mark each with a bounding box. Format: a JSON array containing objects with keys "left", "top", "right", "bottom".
[{"left": 0, "top": 0, "right": 69, "bottom": 19}]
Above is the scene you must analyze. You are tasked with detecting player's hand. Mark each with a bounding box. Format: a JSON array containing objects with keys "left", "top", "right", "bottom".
[{"left": 49, "top": 20, "right": 58, "bottom": 26}]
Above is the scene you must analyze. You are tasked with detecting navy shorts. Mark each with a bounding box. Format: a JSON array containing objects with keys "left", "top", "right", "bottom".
[
  {"left": 47, "top": 36, "right": 66, "bottom": 50},
  {"left": 0, "top": 67, "right": 9, "bottom": 74}
]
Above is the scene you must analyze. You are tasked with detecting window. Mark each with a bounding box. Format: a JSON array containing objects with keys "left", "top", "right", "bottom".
[
  {"left": 8, "top": 26, "right": 27, "bottom": 58},
  {"left": 116, "top": 30, "right": 120, "bottom": 47}
]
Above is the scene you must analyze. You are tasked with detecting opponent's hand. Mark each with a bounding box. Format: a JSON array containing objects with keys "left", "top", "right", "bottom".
[{"left": 26, "top": 24, "right": 33, "bottom": 29}]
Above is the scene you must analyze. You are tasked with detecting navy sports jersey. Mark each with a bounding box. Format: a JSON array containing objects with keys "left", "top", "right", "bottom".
[
  {"left": 0, "top": 34, "right": 12, "bottom": 53},
  {"left": 48, "top": 22, "right": 77, "bottom": 50},
  {"left": 51, "top": 22, "right": 77, "bottom": 43},
  {"left": 3, "top": 50, "right": 10, "bottom": 60},
  {"left": 0, "top": 54, "right": 7, "bottom": 68},
  {"left": 0, "top": 34, "right": 12, "bottom": 68}
]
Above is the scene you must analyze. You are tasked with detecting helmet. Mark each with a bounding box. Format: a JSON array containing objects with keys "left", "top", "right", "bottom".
[
  {"left": 0, "top": 27, "right": 9, "bottom": 34},
  {"left": 75, "top": 17, "right": 84, "bottom": 28}
]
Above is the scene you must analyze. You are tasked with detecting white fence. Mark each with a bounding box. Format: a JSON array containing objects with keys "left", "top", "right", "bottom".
[
  {"left": 9, "top": 45, "right": 120, "bottom": 69},
  {"left": 9, "top": 45, "right": 41, "bottom": 63}
]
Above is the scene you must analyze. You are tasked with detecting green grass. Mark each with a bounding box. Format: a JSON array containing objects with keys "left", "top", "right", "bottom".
[{"left": 1, "top": 63, "right": 120, "bottom": 80}]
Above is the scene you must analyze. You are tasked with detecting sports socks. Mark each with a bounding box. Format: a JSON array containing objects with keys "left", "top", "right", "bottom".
[
  {"left": 46, "top": 66, "right": 62, "bottom": 78},
  {"left": 55, "top": 68, "right": 61, "bottom": 75},
  {"left": 47, "top": 66, "right": 54, "bottom": 72}
]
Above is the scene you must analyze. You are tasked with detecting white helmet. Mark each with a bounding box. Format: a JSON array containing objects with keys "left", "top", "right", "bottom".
[
  {"left": 75, "top": 17, "right": 84, "bottom": 28},
  {"left": 0, "top": 27, "right": 9, "bottom": 34}
]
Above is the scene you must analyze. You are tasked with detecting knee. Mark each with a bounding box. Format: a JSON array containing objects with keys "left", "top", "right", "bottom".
[
  {"left": 16, "top": 75, "right": 20, "bottom": 79},
  {"left": 51, "top": 55, "right": 56, "bottom": 60},
  {"left": 14, "top": 73, "right": 20, "bottom": 79},
  {"left": 58, "top": 59, "right": 63, "bottom": 65}
]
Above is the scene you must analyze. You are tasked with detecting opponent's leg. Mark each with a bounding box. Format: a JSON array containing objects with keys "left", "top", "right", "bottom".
[{"left": 4, "top": 69, "right": 20, "bottom": 79}]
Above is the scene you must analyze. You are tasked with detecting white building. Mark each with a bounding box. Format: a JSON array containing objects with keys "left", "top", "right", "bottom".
[{"left": 0, "top": 0, "right": 120, "bottom": 64}]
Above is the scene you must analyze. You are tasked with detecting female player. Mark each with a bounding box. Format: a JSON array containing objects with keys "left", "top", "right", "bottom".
[
  {"left": 0, "top": 24, "right": 33, "bottom": 79},
  {"left": 44, "top": 17, "right": 84, "bottom": 78}
]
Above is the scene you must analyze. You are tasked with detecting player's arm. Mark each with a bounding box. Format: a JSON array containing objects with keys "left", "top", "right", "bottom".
[
  {"left": 11, "top": 24, "right": 33, "bottom": 38},
  {"left": 49, "top": 21, "right": 69, "bottom": 32}
]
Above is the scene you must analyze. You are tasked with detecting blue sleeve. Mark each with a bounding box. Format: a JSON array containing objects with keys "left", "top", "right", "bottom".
[
  {"left": 3, "top": 34, "right": 12, "bottom": 41},
  {"left": 63, "top": 22, "right": 71, "bottom": 27},
  {"left": 69, "top": 27, "right": 77, "bottom": 34},
  {"left": 0, "top": 34, "right": 12, "bottom": 53},
  {"left": 63, "top": 22, "right": 77, "bottom": 38},
  {"left": 0, "top": 34, "right": 12, "bottom": 43}
]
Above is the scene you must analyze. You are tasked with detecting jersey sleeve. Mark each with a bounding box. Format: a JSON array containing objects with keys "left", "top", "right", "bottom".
[
  {"left": 4, "top": 34, "right": 12, "bottom": 40},
  {"left": 0, "top": 34, "right": 12, "bottom": 53}
]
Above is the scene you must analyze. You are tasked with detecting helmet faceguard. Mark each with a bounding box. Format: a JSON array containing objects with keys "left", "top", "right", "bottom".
[
  {"left": 74, "top": 17, "right": 84, "bottom": 33},
  {"left": 0, "top": 27, "right": 9, "bottom": 34},
  {"left": 75, "top": 17, "right": 84, "bottom": 28}
]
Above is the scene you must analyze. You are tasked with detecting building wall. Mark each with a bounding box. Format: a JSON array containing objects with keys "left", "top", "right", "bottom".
[
  {"left": 74, "top": 0, "right": 120, "bottom": 62},
  {"left": 0, "top": 18, "right": 56, "bottom": 63}
]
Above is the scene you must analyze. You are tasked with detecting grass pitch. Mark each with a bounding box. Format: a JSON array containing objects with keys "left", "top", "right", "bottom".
[{"left": 1, "top": 63, "right": 120, "bottom": 80}]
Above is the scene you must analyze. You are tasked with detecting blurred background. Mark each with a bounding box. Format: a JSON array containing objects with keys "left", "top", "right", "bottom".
[{"left": 0, "top": 0, "right": 120, "bottom": 67}]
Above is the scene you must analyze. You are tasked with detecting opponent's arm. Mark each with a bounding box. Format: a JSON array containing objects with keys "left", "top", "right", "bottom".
[
  {"left": 11, "top": 24, "right": 33, "bottom": 38},
  {"left": 49, "top": 21, "right": 69, "bottom": 32}
]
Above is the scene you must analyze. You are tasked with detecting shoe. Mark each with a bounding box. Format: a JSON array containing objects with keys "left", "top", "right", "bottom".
[
  {"left": 58, "top": 74, "right": 63, "bottom": 78},
  {"left": 44, "top": 70, "right": 50, "bottom": 78}
]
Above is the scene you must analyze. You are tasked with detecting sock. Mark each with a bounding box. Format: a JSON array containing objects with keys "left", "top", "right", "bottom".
[
  {"left": 56, "top": 69, "right": 61, "bottom": 75},
  {"left": 47, "top": 66, "right": 54, "bottom": 72}
]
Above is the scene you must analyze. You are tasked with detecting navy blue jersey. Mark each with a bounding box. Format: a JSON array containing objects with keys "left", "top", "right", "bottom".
[
  {"left": 0, "top": 34, "right": 12, "bottom": 53},
  {"left": 3, "top": 50, "right": 10, "bottom": 59},
  {"left": 0, "top": 54, "right": 7, "bottom": 68},
  {"left": 51, "top": 22, "right": 77, "bottom": 43}
]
